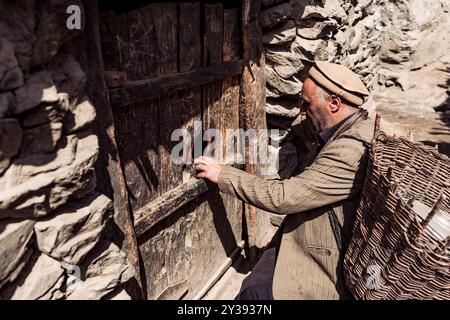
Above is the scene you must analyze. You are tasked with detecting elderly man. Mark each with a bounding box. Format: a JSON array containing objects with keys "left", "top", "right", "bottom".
[{"left": 194, "top": 61, "right": 374, "bottom": 300}]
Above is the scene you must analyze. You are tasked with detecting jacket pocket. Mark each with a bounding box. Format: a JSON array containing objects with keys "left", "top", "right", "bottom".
[{"left": 307, "top": 245, "right": 339, "bottom": 257}]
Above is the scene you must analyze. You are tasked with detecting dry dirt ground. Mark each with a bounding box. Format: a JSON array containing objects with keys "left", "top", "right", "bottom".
[{"left": 375, "top": 56, "right": 450, "bottom": 157}]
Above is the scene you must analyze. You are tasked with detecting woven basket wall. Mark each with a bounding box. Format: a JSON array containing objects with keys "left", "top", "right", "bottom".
[{"left": 343, "top": 129, "right": 450, "bottom": 300}]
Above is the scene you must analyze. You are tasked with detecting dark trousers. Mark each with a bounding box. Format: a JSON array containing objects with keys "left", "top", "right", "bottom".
[
  {"left": 236, "top": 246, "right": 276, "bottom": 300},
  {"left": 236, "top": 222, "right": 284, "bottom": 300}
]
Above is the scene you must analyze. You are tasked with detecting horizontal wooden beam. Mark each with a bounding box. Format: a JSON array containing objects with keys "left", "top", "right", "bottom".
[
  {"left": 134, "top": 178, "right": 210, "bottom": 238},
  {"left": 134, "top": 161, "right": 244, "bottom": 238},
  {"left": 109, "top": 60, "right": 244, "bottom": 108}
]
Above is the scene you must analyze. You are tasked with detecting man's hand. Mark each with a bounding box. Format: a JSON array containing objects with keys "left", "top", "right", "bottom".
[{"left": 194, "top": 156, "right": 225, "bottom": 184}]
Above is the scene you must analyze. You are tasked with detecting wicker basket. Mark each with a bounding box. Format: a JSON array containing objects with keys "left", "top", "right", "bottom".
[{"left": 343, "top": 115, "right": 450, "bottom": 300}]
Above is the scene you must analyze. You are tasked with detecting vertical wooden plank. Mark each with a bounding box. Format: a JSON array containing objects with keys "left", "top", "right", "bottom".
[
  {"left": 175, "top": 2, "right": 242, "bottom": 299},
  {"left": 140, "top": 3, "right": 202, "bottom": 298},
  {"left": 241, "top": 0, "right": 269, "bottom": 261},
  {"left": 203, "top": 4, "right": 224, "bottom": 161},
  {"left": 99, "top": 11, "right": 128, "bottom": 72},
  {"left": 67, "top": 0, "right": 144, "bottom": 298},
  {"left": 179, "top": 3, "right": 202, "bottom": 73},
  {"left": 204, "top": 4, "right": 224, "bottom": 66},
  {"left": 222, "top": 8, "right": 242, "bottom": 161},
  {"left": 179, "top": 2, "right": 202, "bottom": 180},
  {"left": 153, "top": 3, "right": 182, "bottom": 195},
  {"left": 223, "top": 8, "right": 241, "bottom": 62},
  {"left": 126, "top": 6, "right": 158, "bottom": 80},
  {"left": 114, "top": 99, "right": 160, "bottom": 210},
  {"left": 221, "top": 6, "right": 244, "bottom": 265},
  {"left": 104, "top": 4, "right": 161, "bottom": 211}
]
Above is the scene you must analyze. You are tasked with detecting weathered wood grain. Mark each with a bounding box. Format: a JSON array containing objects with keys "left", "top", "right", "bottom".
[
  {"left": 156, "top": 280, "right": 189, "bottom": 300},
  {"left": 203, "top": 3, "right": 224, "bottom": 160},
  {"left": 126, "top": 6, "right": 158, "bottom": 79},
  {"left": 134, "top": 178, "right": 209, "bottom": 237},
  {"left": 109, "top": 60, "right": 244, "bottom": 108},
  {"left": 222, "top": 12, "right": 241, "bottom": 161},
  {"left": 221, "top": 9, "right": 244, "bottom": 243},
  {"left": 99, "top": 1, "right": 247, "bottom": 300},
  {"left": 223, "top": 8, "right": 241, "bottom": 62},
  {"left": 204, "top": 4, "right": 224, "bottom": 66},
  {"left": 179, "top": 2, "right": 201, "bottom": 73},
  {"left": 156, "top": 3, "right": 182, "bottom": 196},
  {"left": 102, "top": 5, "right": 162, "bottom": 212},
  {"left": 98, "top": 10, "right": 128, "bottom": 72},
  {"left": 241, "top": 0, "right": 269, "bottom": 260},
  {"left": 178, "top": 2, "right": 202, "bottom": 180},
  {"left": 104, "top": 71, "right": 128, "bottom": 88}
]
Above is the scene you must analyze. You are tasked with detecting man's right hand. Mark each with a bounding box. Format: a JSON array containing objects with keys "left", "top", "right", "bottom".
[{"left": 194, "top": 156, "right": 225, "bottom": 184}]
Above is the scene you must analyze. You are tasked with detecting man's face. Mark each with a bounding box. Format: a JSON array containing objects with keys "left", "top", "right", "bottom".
[{"left": 300, "top": 78, "right": 330, "bottom": 133}]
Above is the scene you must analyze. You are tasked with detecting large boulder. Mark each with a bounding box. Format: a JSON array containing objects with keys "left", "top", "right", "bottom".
[
  {"left": 0, "top": 0, "right": 83, "bottom": 72},
  {"left": 265, "top": 45, "right": 305, "bottom": 79},
  {"left": 265, "top": 66, "right": 302, "bottom": 98},
  {"left": 49, "top": 54, "right": 87, "bottom": 103},
  {"left": 263, "top": 20, "right": 297, "bottom": 45},
  {"left": 292, "top": 37, "right": 327, "bottom": 62},
  {"left": 0, "top": 118, "right": 22, "bottom": 174},
  {"left": 22, "top": 103, "right": 66, "bottom": 128},
  {"left": 13, "top": 71, "right": 59, "bottom": 115},
  {"left": 0, "top": 133, "right": 98, "bottom": 218},
  {"left": 31, "top": 0, "right": 83, "bottom": 66},
  {"left": 0, "top": 38, "right": 24, "bottom": 91},
  {"left": 34, "top": 193, "right": 113, "bottom": 265},
  {"left": 292, "top": 0, "right": 347, "bottom": 22},
  {"left": 0, "top": 219, "right": 35, "bottom": 290},
  {"left": 21, "top": 121, "right": 63, "bottom": 155},
  {"left": 64, "top": 99, "right": 96, "bottom": 134},
  {"left": 261, "top": 2, "right": 291, "bottom": 30},
  {"left": 0, "top": 1, "right": 36, "bottom": 72},
  {"left": 65, "top": 242, "right": 135, "bottom": 300},
  {"left": 5, "top": 253, "right": 65, "bottom": 300},
  {"left": 266, "top": 97, "right": 300, "bottom": 118}
]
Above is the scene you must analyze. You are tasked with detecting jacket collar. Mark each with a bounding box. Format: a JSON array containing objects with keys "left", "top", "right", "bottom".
[
  {"left": 320, "top": 108, "right": 369, "bottom": 147},
  {"left": 319, "top": 114, "right": 353, "bottom": 144}
]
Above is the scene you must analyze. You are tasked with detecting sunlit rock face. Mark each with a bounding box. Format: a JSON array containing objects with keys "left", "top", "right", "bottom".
[{"left": 0, "top": 0, "right": 133, "bottom": 300}]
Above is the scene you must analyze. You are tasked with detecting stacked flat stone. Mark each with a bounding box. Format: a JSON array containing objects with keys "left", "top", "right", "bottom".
[{"left": 0, "top": 1, "right": 133, "bottom": 300}]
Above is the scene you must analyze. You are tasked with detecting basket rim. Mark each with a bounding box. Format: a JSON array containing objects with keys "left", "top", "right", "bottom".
[{"left": 375, "top": 131, "right": 450, "bottom": 164}]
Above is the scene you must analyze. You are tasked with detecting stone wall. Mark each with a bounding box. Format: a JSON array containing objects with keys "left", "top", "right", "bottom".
[
  {"left": 0, "top": 1, "right": 133, "bottom": 300},
  {"left": 261, "top": 0, "right": 384, "bottom": 179}
]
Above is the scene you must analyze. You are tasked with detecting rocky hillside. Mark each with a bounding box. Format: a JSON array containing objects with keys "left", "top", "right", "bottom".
[{"left": 375, "top": 0, "right": 450, "bottom": 150}]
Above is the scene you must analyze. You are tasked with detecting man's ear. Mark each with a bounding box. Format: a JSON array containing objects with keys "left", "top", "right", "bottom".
[{"left": 329, "top": 95, "right": 342, "bottom": 113}]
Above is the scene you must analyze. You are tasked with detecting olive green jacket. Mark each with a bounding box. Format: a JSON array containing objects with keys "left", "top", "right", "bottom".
[{"left": 218, "top": 109, "right": 374, "bottom": 300}]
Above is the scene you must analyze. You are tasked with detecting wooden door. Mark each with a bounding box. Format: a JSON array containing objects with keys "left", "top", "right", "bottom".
[{"left": 99, "top": 1, "right": 244, "bottom": 299}]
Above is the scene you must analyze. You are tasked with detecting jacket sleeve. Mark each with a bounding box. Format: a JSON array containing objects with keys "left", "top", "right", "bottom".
[{"left": 217, "top": 137, "right": 369, "bottom": 215}]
